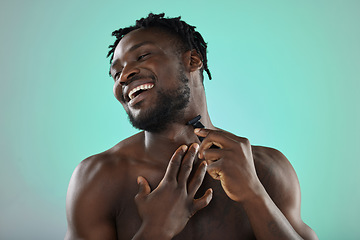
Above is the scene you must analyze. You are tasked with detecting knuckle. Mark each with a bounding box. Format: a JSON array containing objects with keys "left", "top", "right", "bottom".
[
  {"left": 235, "top": 139, "right": 247, "bottom": 149},
  {"left": 164, "top": 178, "right": 175, "bottom": 186},
  {"left": 181, "top": 163, "right": 192, "bottom": 172},
  {"left": 186, "top": 149, "right": 196, "bottom": 159},
  {"left": 214, "top": 130, "right": 225, "bottom": 138},
  {"left": 241, "top": 137, "right": 250, "bottom": 144},
  {"left": 208, "top": 131, "right": 218, "bottom": 138},
  {"left": 202, "top": 149, "right": 213, "bottom": 159},
  {"left": 170, "top": 158, "right": 181, "bottom": 167}
]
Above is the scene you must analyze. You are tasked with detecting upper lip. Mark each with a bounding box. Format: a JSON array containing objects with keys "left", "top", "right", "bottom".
[{"left": 123, "top": 77, "right": 155, "bottom": 102}]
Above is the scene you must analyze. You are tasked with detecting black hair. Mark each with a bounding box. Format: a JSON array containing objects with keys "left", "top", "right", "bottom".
[{"left": 107, "top": 13, "right": 212, "bottom": 80}]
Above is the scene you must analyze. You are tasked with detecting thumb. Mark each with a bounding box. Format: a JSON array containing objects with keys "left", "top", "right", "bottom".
[
  {"left": 194, "top": 128, "right": 210, "bottom": 137},
  {"left": 136, "top": 176, "right": 151, "bottom": 197}
]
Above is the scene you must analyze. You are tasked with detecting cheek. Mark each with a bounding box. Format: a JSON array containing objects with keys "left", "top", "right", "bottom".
[
  {"left": 147, "top": 56, "right": 178, "bottom": 78},
  {"left": 113, "top": 81, "right": 125, "bottom": 103},
  {"left": 154, "top": 63, "right": 180, "bottom": 86}
]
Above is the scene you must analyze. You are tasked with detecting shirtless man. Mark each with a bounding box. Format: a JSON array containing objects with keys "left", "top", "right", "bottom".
[{"left": 65, "top": 13, "right": 318, "bottom": 240}]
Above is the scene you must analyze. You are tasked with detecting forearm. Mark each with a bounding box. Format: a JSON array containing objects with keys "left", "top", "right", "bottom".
[{"left": 241, "top": 185, "right": 302, "bottom": 240}]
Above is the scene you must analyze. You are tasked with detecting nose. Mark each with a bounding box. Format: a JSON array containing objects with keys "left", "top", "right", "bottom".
[{"left": 119, "top": 63, "right": 140, "bottom": 85}]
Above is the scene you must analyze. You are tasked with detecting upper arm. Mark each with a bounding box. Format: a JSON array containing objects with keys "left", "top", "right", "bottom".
[
  {"left": 65, "top": 157, "right": 120, "bottom": 240},
  {"left": 254, "top": 147, "right": 318, "bottom": 240}
]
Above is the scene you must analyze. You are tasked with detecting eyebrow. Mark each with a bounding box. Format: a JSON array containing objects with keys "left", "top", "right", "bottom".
[{"left": 110, "top": 41, "right": 154, "bottom": 70}]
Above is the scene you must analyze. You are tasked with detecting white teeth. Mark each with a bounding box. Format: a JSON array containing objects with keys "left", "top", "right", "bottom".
[{"left": 128, "top": 83, "right": 154, "bottom": 100}]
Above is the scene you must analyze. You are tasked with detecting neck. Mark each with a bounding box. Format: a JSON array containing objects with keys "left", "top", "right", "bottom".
[
  {"left": 144, "top": 78, "right": 213, "bottom": 163},
  {"left": 144, "top": 111, "right": 214, "bottom": 163}
]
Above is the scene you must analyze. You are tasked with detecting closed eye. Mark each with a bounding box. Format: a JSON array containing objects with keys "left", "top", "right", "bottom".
[
  {"left": 114, "top": 71, "right": 122, "bottom": 80},
  {"left": 137, "top": 53, "right": 150, "bottom": 61}
]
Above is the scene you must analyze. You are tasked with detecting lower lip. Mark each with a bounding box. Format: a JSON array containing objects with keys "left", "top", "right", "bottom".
[{"left": 128, "top": 89, "right": 153, "bottom": 107}]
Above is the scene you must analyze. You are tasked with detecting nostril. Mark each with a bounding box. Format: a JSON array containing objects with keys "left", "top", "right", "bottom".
[
  {"left": 120, "top": 67, "right": 140, "bottom": 85},
  {"left": 127, "top": 72, "right": 136, "bottom": 79},
  {"left": 121, "top": 72, "right": 137, "bottom": 86}
]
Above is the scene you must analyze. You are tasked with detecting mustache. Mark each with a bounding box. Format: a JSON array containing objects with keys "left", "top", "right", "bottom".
[{"left": 126, "top": 74, "right": 156, "bottom": 85}]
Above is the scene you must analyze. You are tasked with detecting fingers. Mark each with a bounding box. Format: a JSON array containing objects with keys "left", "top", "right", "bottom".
[
  {"left": 205, "top": 160, "right": 224, "bottom": 180},
  {"left": 195, "top": 128, "right": 225, "bottom": 150},
  {"left": 195, "top": 128, "right": 248, "bottom": 159},
  {"left": 195, "top": 129, "right": 228, "bottom": 159},
  {"left": 194, "top": 128, "right": 241, "bottom": 142},
  {"left": 164, "top": 145, "right": 188, "bottom": 182},
  {"left": 188, "top": 161, "right": 207, "bottom": 197},
  {"left": 135, "top": 176, "right": 151, "bottom": 201},
  {"left": 191, "top": 188, "right": 213, "bottom": 216},
  {"left": 201, "top": 148, "right": 227, "bottom": 163},
  {"left": 177, "top": 143, "right": 199, "bottom": 187},
  {"left": 164, "top": 143, "right": 199, "bottom": 186}
]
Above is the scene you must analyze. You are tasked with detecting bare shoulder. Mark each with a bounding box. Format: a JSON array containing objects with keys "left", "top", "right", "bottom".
[
  {"left": 65, "top": 132, "right": 144, "bottom": 239},
  {"left": 252, "top": 146, "right": 297, "bottom": 184},
  {"left": 69, "top": 131, "right": 145, "bottom": 192},
  {"left": 251, "top": 145, "right": 318, "bottom": 239},
  {"left": 251, "top": 145, "right": 300, "bottom": 206}
]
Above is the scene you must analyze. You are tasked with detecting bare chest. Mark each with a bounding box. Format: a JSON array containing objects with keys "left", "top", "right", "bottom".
[{"left": 115, "top": 174, "right": 255, "bottom": 240}]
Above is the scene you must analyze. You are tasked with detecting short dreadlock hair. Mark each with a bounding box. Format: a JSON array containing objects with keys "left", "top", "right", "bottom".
[{"left": 107, "top": 13, "right": 212, "bottom": 80}]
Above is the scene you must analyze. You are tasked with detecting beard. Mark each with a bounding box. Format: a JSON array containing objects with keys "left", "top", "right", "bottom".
[{"left": 126, "top": 70, "right": 190, "bottom": 133}]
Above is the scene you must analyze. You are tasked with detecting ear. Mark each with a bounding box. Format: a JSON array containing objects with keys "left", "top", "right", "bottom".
[{"left": 183, "top": 49, "right": 203, "bottom": 72}]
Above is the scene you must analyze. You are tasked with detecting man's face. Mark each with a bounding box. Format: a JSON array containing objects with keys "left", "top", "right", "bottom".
[{"left": 110, "top": 28, "right": 191, "bottom": 132}]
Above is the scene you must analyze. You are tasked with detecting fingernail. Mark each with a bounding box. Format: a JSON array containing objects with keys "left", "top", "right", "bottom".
[
  {"left": 193, "top": 143, "right": 199, "bottom": 150},
  {"left": 181, "top": 145, "right": 188, "bottom": 152},
  {"left": 137, "top": 176, "right": 142, "bottom": 184},
  {"left": 194, "top": 128, "right": 201, "bottom": 133}
]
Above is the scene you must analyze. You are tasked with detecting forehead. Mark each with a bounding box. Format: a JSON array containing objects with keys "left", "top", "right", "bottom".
[{"left": 112, "top": 28, "right": 179, "bottom": 61}]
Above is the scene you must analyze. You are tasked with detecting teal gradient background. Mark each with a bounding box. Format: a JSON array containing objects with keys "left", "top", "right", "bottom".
[{"left": 1, "top": 1, "right": 359, "bottom": 239}]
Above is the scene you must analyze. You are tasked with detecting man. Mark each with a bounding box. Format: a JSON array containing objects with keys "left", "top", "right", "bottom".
[{"left": 65, "top": 13, "right": 318, "bottom": 239}]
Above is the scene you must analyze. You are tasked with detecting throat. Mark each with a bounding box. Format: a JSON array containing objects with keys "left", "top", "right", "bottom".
[{"left": 144, "top": 125, "right": 200, "bottom": 151}]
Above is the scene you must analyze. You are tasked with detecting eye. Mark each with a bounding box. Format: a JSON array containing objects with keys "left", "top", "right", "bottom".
[
  {"left": 114, "top": 71, "right": 122, "bottom": 80},
  {"left": 137, "top": 53, "right": 150, "bottom": 61}
]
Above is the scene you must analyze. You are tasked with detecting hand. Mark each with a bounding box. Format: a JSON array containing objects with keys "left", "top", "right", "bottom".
[
  {"left": 134, "top": 143, "right": 213, "bottom": 239},
  {"left": 195, "top": 128, "right": 261, "bottom": 203}
]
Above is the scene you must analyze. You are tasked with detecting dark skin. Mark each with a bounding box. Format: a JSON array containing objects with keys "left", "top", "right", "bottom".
[{"left": 65, "top": 28, "right": 318, "bottom": 240}]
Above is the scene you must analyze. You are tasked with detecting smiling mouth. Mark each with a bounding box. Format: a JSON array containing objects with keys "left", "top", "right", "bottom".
[{"left": 128, "top": 83, "right": 154, "bottom": 100}]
